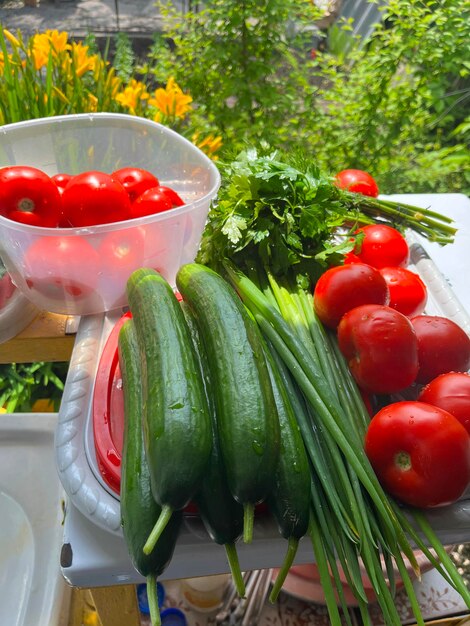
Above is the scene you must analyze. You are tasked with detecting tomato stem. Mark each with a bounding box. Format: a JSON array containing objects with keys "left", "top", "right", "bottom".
[{"left": 395, "top": 451, "right": 412, "bottom": 471}]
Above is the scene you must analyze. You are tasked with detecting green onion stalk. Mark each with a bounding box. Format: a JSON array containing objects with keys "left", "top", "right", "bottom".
[{"left": 223, "top": 262, "right": 470, "bottom": 626}]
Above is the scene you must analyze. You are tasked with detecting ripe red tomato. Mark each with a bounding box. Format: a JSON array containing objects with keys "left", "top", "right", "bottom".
[
  {"left": 51, "top": 172, "right": 73, "bottom": 194},
  {"left": 337, "top": 304, "right": 419, "bottom": 394},
  {"left": 411, "top": 315, "right": 470, "bottom": 384},
  {"left": 158, "top": 185, "right": 185, "bottom": 208},
  {"left": 112, "top": 167, "right": 160, "bottom": 203},
  {"left": 24, "top": 236, "right": 100, "bottom": 300},
  {"left": 352, "top": 224, "right": 409, "bottom": 269},
  {"left": 130, "top": 186, "right": 172, "bottom": 219},
  {"left": 61, "top": 170, "right": 132, "bottom": 227},
  {"left": 418, "top": 372, "right": 470, "bottom": 435},
  {"left": 335, "top": 169, "right": 379, "bottom": 197},
  {"left": 379, "top": 266, "right": 427, "bottom": 318},
  {"left": 98, "top": 228, "right": 145, "bottom": 283},
  {"left": 313, "top": 263, "right": 389, "bottom": 329},
  {"left": 343, "top": 250, "right": 363, "bottom": 264},
  {"left": 0, "top": 165, "right": 62, "bottom": 227},
  {"left": 365, "top": 400, "right": 470, "bottom": 508}
]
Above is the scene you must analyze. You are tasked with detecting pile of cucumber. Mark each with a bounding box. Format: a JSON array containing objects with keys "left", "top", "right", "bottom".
[{"left": 119, "top": 264, "right": 310, "bottom": 626}]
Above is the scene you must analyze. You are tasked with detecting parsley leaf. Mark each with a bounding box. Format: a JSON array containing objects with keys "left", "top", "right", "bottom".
[{"left": 197, "top": 148, "right": 456, "bottom": 283}]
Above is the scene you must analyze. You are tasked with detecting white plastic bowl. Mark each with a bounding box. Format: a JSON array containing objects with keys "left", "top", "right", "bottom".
[{"left": 0, "top": 113, "right": 220, "bottom": 316}]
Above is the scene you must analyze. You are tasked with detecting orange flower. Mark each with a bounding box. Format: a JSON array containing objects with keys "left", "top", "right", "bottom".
[
  {"left": 87, "top": 92, "right": 98, "bottom": 112},
  {"left": 115, "top": 79, "right": 149, "bottom": 113},
  {"left": 30, "top": 33, "right": 51, "bottom": 70},
  {"left": 148, "top": 77, "right": 192, "bottom": 119},
  {"left": 192, "top": 132, "right": 223, "bottom": 159},
  {"left": 70, "top": 41, "right": 99, "bottom": 77},
  {"left": 46, "top": 30, "right": 70, "bottom": 55}
]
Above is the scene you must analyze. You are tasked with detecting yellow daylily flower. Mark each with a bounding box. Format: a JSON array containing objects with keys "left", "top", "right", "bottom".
[
  {"left": 46, "top": 30, "right": 70, "bottom": 55},
  {"left": 29, "top": 37, "right": 50, "bottom": 71},
  {"left": 87, "top": 92, "right": 98, "bottom": 112},
  {"left": 192, "top": 132, "right": 223, "bottom": 158},
  {"left": 2, "top": 29, "right": 20, "bottom": 49},
  {"left": 71, "top": 41, "right": 99, "bottom": 77},
  {"left": 115, "top": 78, "right": 149, "bottom": 113},
  {"left": 107, "top": 73, "right": 122, "bottom": 100},
  {"left": 148, "top": 77, "right": 192, "bottom": 119}
]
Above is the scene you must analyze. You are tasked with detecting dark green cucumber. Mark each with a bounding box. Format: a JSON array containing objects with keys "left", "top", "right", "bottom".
[
  {"left": 263, "top": 342, "right": 311, "bottom": 603},
  {"left": 176, "top": 263, "right": 280, "bottom": 543},
  {"left": 126, "top": 268, "right": 212, "bottom": 554},
  {"left": 118, "top": 318, "right": 183, "bottom": 626},
  {"left": 181, "top": 301, "right": 245, "bottom": 597}
]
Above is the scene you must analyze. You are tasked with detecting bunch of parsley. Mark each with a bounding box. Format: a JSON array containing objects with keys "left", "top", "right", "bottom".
[{"left": 197, "top": 148, "right": 456, "bottom": 284}]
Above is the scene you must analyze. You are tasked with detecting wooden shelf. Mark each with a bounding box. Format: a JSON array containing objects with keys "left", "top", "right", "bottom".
[{"left": 0, "top": 311, "right": 78, "bottom": 364}]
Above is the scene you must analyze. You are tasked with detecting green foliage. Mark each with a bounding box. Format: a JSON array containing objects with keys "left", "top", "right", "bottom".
[
  {"left": 142, "top": 0, "right": 470, "bottom": 194},
  {"left": 112, "top": 32, "right": 136, "bottom": 83},
  {"left": 139, "top": 0, "right": 322, "bottom": 151},
  {"left": 0, "top": 361, "right": 68, "bottom": 412},
  {"left": 305, "top": 0, "right": 470, "bottom": 194}
]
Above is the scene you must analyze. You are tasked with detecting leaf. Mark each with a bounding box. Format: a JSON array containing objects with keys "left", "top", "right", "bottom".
[{"left": 221, "top": 214, "right": 247, "bottom": 244}]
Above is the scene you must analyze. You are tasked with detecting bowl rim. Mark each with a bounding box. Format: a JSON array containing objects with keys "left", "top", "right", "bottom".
[{"left": 0, "top": 112, "right": 221, "bottom": 236}]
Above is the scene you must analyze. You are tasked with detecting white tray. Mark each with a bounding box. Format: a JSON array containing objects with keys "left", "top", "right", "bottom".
[{"left": 55, "top": 194, "right": 470, "bottom": 586}]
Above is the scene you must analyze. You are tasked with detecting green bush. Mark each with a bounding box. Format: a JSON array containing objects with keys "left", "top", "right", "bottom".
[
  {"left": 305, "top": 0, "right": 470, "bottom": 194},
  {"left": 139, "top": 0, "right": 322, "bottom": 151},
  {"left": 141, "top": 0, "right": 470, "bottom": 194}
]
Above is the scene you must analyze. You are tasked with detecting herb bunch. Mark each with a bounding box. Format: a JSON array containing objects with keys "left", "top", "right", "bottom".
[{"left": 197, "top": 149, "right": 456, "bottom": 283}]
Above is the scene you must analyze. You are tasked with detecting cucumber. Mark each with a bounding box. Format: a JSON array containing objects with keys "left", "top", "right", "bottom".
[
  {"left": 118, "top": 318, "right": 183, "bottom": 626},
  {"left": 126, "top": 268, "right": 212, "bottom": 554},
  {"left": 263, "top": 342, "right": 311, "bottom": 603},
  {"left": 176, "top": 263, "right": 280, "bottom": 543},
  {"left": 181, "top": 301, "right": 245, "bottom": 597}
]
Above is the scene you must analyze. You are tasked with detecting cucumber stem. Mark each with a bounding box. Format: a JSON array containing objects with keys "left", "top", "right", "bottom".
[
  {"left": 224, "top": 542, "right": 246, "bottom": 597},
  {"left": 243, "top": 503, "right": 255, "bottom": 543},
  {"left": 146, "top": 574, "right": 161, "bottom": 626},
  {"left": 269, "top": 536, "right": 299, "bottom": 603},
  {"left": 143, "top": 504, "right": 173, "bottom": 555}
]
